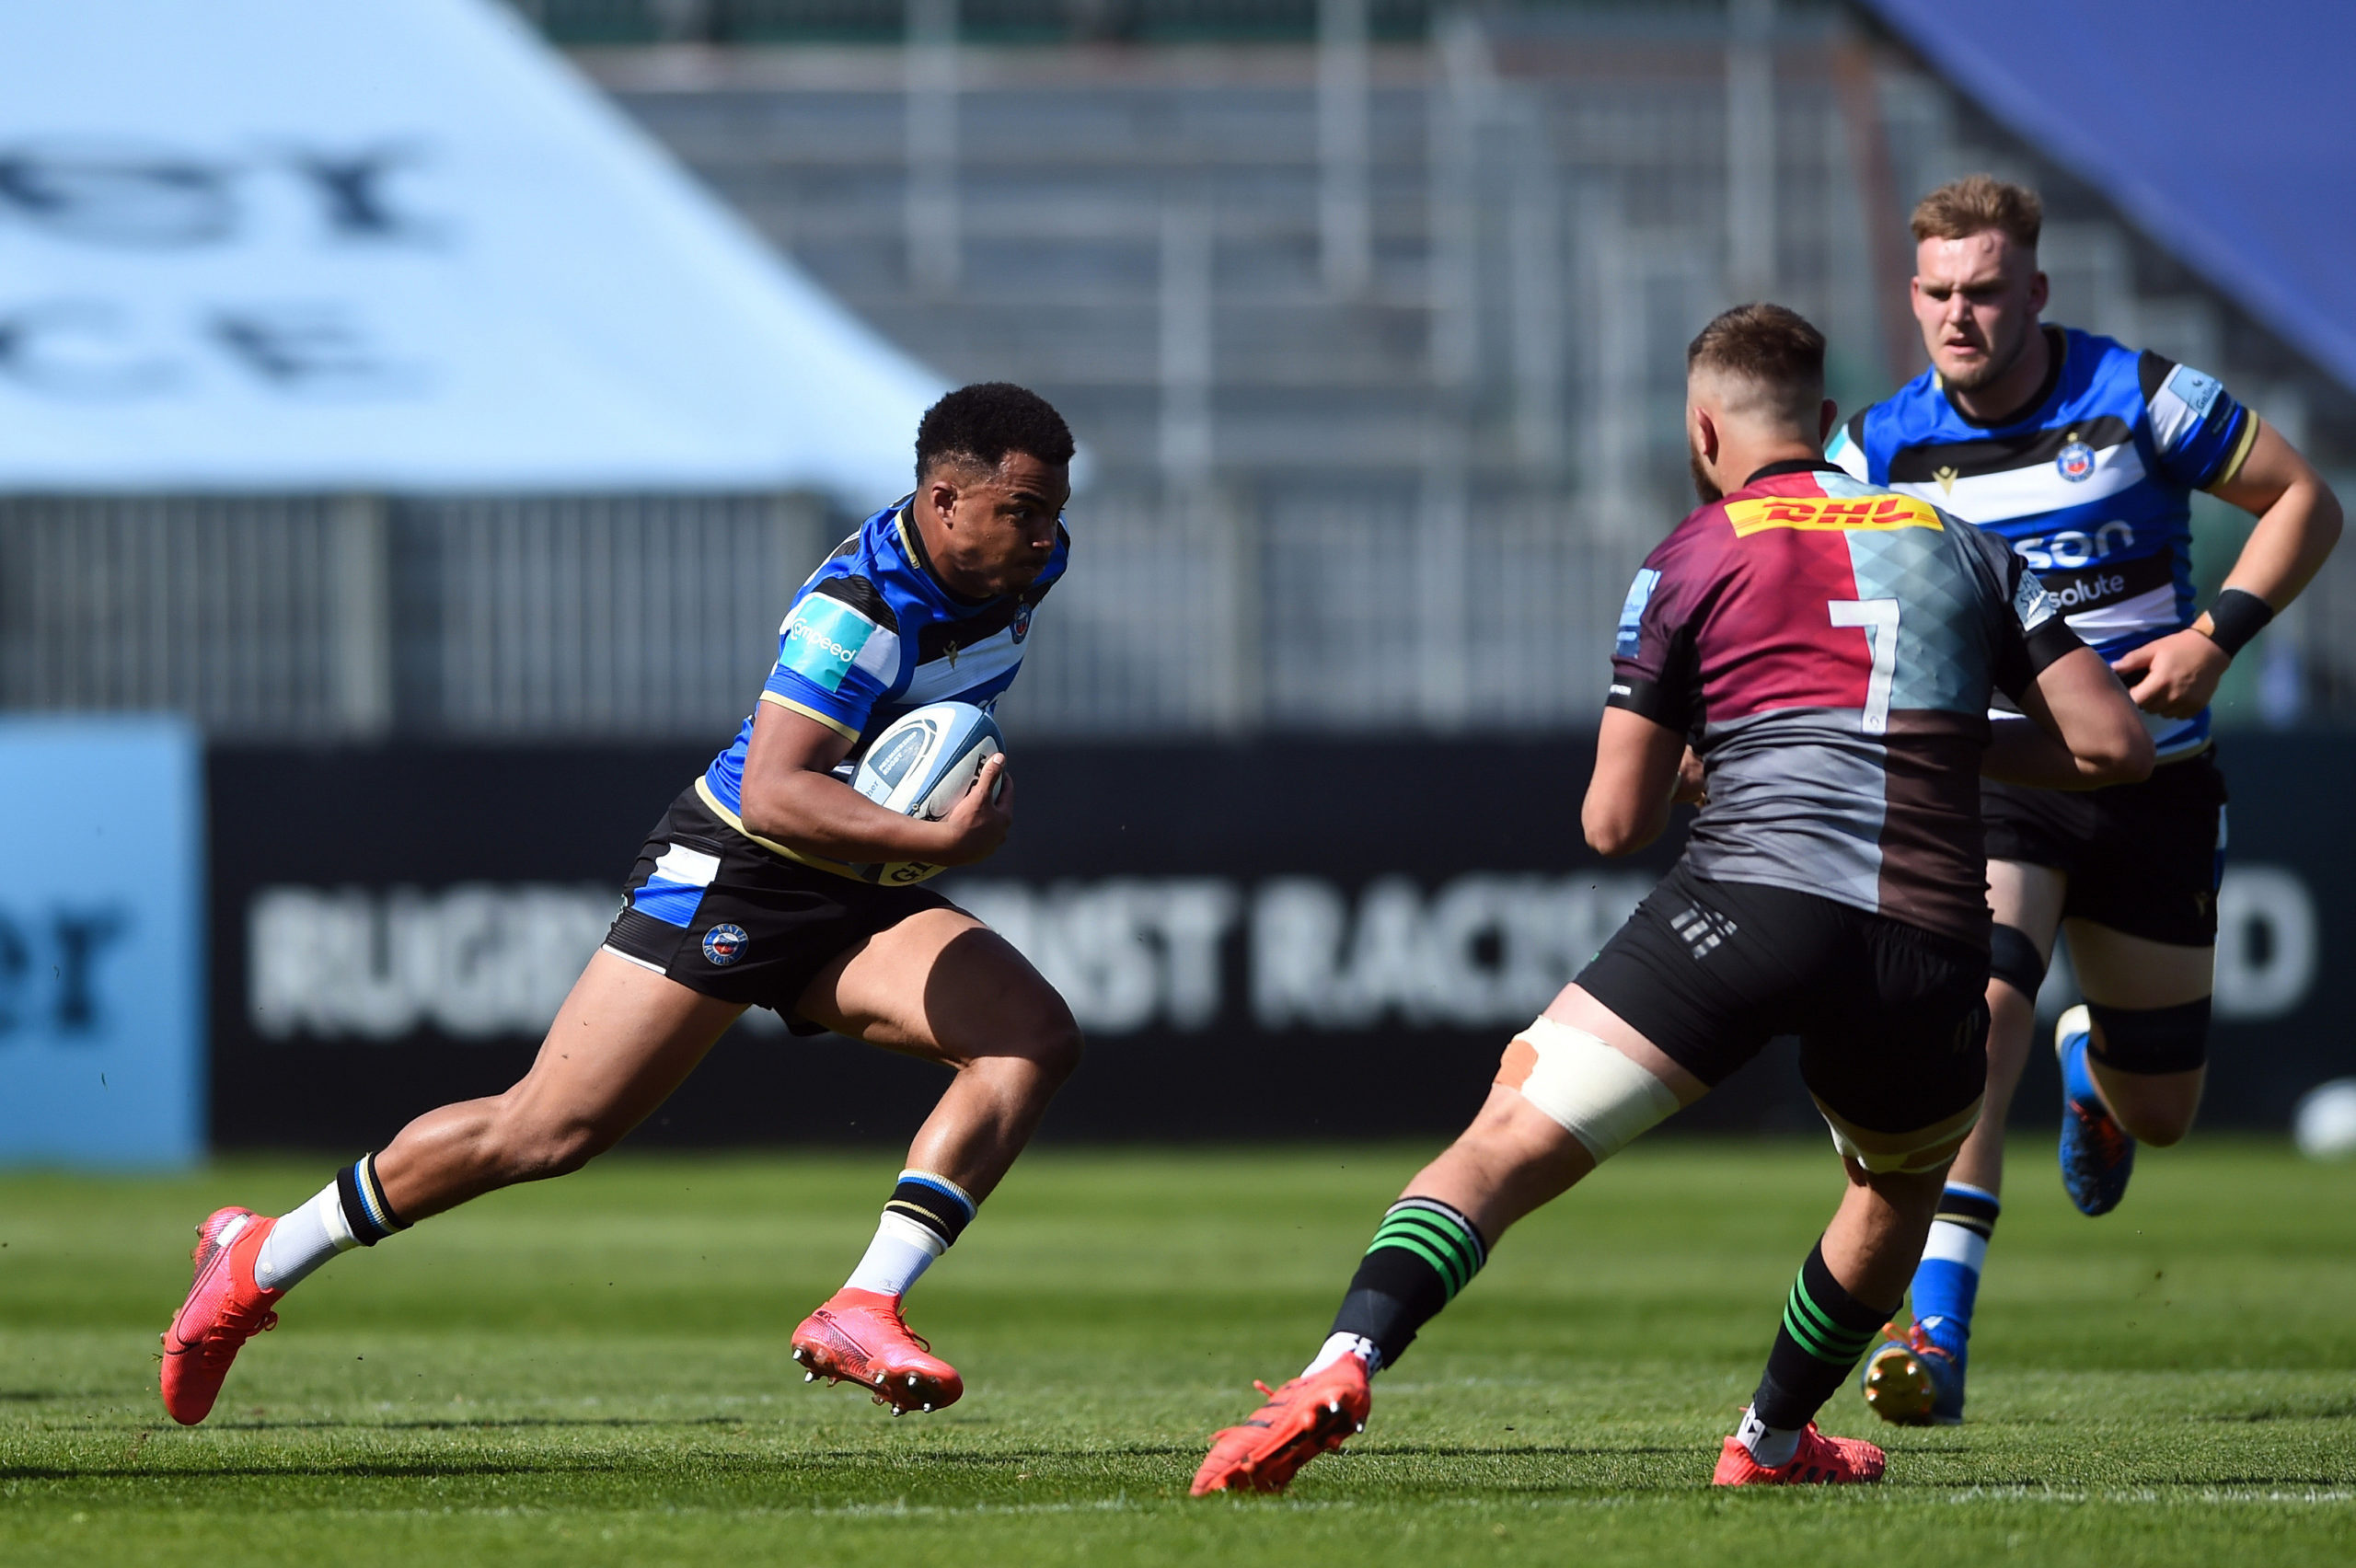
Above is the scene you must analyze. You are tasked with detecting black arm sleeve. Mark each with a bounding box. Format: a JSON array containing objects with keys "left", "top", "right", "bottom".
[{"left": 1989, "top": 552, "right": 2086, "bottom": 703}]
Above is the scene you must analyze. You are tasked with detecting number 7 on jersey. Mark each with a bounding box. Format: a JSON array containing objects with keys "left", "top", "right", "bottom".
[{"left": 1829, "top": 598, "right": 1900, "bottom": 735}]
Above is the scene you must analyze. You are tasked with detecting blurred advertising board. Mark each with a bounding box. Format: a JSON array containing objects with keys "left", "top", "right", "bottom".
[
  {"left": 208, "top": 738, "right": 2341, "bottom": 1148},
  {"left": 0, "top": 719, "right": 204, "bottom": 1167}
]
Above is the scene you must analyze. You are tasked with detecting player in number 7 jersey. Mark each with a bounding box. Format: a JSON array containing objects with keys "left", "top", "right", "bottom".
[{"left": 1193, "top": 305, "right": 2153, "bottom": 1495}]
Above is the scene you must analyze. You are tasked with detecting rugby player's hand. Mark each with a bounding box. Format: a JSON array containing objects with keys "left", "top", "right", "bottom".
[
  {"left": 2110, "top": 628, "right": 2231, "bottom": 720},
  {"left": 929, "top": 754, "right": 1014, "bottom": 865},
  {"left": 1672, "top": 746, "right": 1708, "bottom": 805}
]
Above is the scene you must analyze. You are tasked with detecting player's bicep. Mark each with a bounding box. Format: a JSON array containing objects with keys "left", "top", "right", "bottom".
[
  {"left": 745, "top": 698, "right": 855, "bottom": 780},
  {"left": 2206, "top": 418, "right": 2316, "bottom": 515},
  {"left": 2018, "top": 644, "right": 2147, "bottom": 767},
  {"left": 1584, "top": 708, "right": 1688, "bottom": 855}
]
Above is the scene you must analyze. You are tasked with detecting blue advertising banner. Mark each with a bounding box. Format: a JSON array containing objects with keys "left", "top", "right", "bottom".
[{"left": 0, "top": 718, "right": 203, "bottom": 1167}]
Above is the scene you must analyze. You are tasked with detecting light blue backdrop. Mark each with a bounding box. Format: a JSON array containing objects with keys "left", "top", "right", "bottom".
[{"left": 0, "top": 718, "right": 203, "bottom": 1167}]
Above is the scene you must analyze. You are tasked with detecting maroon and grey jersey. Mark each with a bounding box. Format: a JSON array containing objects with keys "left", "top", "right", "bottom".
[{"left": 1610, "top": 462, "right": 2084, "bottom": 945}]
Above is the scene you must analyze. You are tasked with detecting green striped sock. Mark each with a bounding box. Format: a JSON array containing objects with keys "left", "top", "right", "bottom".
[
  {"left": 1329, "top": 1197, "right": 1489, "bottom": 1369},
  {"left": 1781, "top": 1274, "right": 1882, "bottom": 1366},
  {"left": 1365, "top": 1199, "right": 1488, "bottom": 1300},
  {"left": 1751, "top": 1240, "right": 1895, "bottom": 1430}
]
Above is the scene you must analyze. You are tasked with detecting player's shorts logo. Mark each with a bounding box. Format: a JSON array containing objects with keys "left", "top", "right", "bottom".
[
  {"left": 1669, "top": 903, "right": 1738, "bottom": 960},
  {"left": 2056, "top": 435, "right": 2096, "bottom": 482},
  {"left": 701, "top": 923, "right": 749, "bottom": 965}
]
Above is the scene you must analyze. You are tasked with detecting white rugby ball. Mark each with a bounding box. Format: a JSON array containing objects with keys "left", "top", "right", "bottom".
[
  {"left": 2293, "top": 1078, "right": 2356, "bottom": 1160},
  {"left": 849, "top": 700, "right": 1006, "bottom": 886}
]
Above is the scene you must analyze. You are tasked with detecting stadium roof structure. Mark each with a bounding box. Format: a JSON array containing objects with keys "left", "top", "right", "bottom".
[
  {"left": 1863, "top": 0, "right": 2356, "bottom": 393},
  {"left": 0, "top": 0, "right": 942, "bottom": 501}
]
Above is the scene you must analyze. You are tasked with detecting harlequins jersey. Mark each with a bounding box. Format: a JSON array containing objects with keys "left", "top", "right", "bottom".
[
  {"left": 1829, "top": 326, "right": 2256, "bottom": 760},
  {"left": 1610, "top": 462, "right": 2083, "bottom": 945}
]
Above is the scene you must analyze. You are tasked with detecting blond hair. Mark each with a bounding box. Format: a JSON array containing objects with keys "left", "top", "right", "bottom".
[{"left": 1911, "top": 174, "right": 2042, "bottom": 250}]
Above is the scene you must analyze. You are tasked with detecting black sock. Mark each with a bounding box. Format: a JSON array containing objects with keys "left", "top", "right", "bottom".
[
  {"left": 1750, "top": 1240, "right": 1892, "bottom": 1429},
  {"left": 1328, "top": 1197, "right": 1488, "bottom": 1370},
  {"left": 884, "top": 1170, "right": 976, "bottom": 1249},
  {"left": 334, "top": 1153, "right": 409, "bottom": 1246}
]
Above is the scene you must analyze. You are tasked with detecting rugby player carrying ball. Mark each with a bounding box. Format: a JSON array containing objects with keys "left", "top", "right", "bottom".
[
  {"left": 1193, "top": 305, "right": 2153, "bottom": 1493},
  {"left": 1831, "top": 179, "right": 2342, "bottom": 1426},
  {"left": 160, "top": 386, "right": 1084, "bottom": 1426}
]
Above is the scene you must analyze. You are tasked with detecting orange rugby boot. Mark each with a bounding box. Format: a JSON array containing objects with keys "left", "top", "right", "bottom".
[
  {"left": 790, "top": 1287, "right": 964, "bottom": 1414},
  {"left": 160, "top": 1207, "right": 284, "bottom": 1425},
  {"left": 1190, "top": 1355, "right": 1371, "bottom": 1496},
  {"left": 1712, "top": 1422, "right": 1886, "bottom": 1485}
]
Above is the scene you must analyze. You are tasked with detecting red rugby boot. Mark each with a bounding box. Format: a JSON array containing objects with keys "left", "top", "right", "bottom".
[
  {"left": 1712, "top": 1422, "right": 1886, "bottom": 1485},
  {"left": 160, "top": 1207, "right": 284, "bottom": 1425},
  {"left": 1191, "top": 1355, "right": 1371, "bottom": 1496},
  {"left": 790, "top": 1288, "right": 963, "bottom": 1414}
]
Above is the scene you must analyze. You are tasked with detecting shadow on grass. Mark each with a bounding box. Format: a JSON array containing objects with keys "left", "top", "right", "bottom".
[
  {"left": 2203, "top": 1399, "right": 2356, "bottom": 1423},
  {"left": 0, "top": 1441, "right": 1209, "bottom": 1482}
]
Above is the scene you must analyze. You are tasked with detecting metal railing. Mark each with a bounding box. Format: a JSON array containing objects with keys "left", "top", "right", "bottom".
[{"left": 9, "top": 8, "right": 2351, "bottom": 739}]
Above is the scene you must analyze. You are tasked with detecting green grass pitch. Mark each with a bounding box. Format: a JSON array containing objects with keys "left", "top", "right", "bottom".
[{"left": 3, "top": 1139, "right": 2352, "bottom": 1566}]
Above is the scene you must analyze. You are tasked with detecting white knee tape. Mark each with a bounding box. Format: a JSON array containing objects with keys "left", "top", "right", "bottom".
[{"left": 1497, "top": 1015, "right": 1680, "bottom": 1162}]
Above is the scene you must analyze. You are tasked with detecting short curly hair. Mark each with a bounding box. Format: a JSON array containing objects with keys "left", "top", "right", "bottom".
[{"left": 915, "top": 383, "right": 1075, "bottom": 480}]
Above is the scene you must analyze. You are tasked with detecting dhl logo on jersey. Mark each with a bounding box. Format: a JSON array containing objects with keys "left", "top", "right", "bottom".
[{"left": 1725, "top": 493, "right": 1944, "bottom": 536}]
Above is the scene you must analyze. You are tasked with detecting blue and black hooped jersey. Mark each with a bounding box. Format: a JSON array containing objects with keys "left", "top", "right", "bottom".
[
  {"left": 1829, "top": 326, "right": 2257, "bottom": 760},
  {"left": 696, "top": 496, "right": 1068, "bottom": 868}
]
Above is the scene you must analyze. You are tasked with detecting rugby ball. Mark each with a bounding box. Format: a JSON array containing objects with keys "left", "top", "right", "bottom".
[{"left": 849, "top": 700, "right": 1007, "bottom": 886}]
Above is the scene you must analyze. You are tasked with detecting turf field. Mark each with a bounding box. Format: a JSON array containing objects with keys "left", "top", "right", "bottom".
[{"left": 3, "top": 1140, "right": 2351, "bottom": 1566}]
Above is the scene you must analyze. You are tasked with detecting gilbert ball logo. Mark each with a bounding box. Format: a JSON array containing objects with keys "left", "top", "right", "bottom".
[
  {"left": 2056, "top": 432, "right": 2096, "bottom": 482},
  {"left": 701, "top": 923, "right": 749, "bottom": 966}
]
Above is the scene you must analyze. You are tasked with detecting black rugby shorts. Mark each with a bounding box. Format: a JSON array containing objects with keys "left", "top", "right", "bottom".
[
  {"left": 1576, "top": 864, "right": 1989, "bottom": 1142},
  {"left": 1981, "top": 747, "right": 2227, "bottom": 947},
  {"left": 602, "top": 784, "right": 953, "bottom": 1034}
]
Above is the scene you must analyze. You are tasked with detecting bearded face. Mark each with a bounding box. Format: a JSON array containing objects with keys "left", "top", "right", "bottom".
[{"left": 1689, "top": 430, "right": 1723, "bottom": 505}]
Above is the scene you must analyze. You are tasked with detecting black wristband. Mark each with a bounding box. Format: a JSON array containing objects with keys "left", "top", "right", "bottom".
[{"left": 2202, "top": 588, "right": 2275, "bottom": 657}]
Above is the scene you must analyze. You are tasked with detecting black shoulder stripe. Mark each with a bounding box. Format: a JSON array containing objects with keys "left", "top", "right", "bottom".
[
  {"left": 2138, "top": 349, "right": 2177, "bottom": 405},
  {"left": 1886, "top": 414, "right": 2135, "bottom": 485},
  {"left": 1844, "top": 409, "right": 1869, "bottom": 448},
  {"left": 808, "top": 573, "right": 898, "bottom": 633},
  {"left": 825, "top": 530, "right": 860, "bottom": 562}
]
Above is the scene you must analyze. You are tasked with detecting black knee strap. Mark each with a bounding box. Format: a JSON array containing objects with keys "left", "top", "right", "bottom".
[
  {"left": 1988, "top": 924, "right": 2048, "bottom": 1001},
  {"left": 2085, "top": 997, "right": 2211, "bottom": 1074}
]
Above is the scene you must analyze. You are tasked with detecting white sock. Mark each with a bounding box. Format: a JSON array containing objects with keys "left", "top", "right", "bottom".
[
  {"left": 253, "top": 1182, "right": 360, "bottom": 1293},
  {"left": 1302, "top": 1332, "right": 1382, "bottom": 1378},
  {"left": 844, "top": 1212, "right": 946, "bottom": 1298},
  {"left": 1735, "top": 1403, "right": 1804, "bottom": 1469}
]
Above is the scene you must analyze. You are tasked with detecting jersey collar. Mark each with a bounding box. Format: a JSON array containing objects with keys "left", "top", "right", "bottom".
[{"left": 1742, "top": 458, "right": 1847, "bottom": 487}]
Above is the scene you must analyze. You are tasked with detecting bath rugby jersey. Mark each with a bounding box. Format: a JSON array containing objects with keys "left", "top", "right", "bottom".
[
  {"left": 1610, "top": 462, "right": 2083, "bottom": 945},
  {"left": 697, "top": 496, "right": 1068, "bottom": 868},
  {"left": 1829, "top": 326, "right": 2258, "bottom": 760}
]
